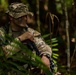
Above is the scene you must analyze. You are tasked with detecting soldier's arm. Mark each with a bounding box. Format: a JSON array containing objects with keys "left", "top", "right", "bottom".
[
  {"left": 34, "top": 36, "right": 52, "bottom": 57},
  {"left": 2, "top": 38, "right": 21, "bottom": 58},
  {"left": 28, "top": 27, "right": 52, "bottom": 57},
  {"left": 33, "top": 31, "right": 52, "bottom": 69},
  {"left": 0, "top": 28, "right": 21, "bottom": 58}
]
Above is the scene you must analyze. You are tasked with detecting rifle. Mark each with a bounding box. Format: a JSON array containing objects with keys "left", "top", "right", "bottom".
[{"left": 23, "top": 39, "right": 40, "bottom": 56}]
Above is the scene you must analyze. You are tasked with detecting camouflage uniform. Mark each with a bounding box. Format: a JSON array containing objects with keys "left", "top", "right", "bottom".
[{"left": 0, "top": 3, "right": 52, "bottom": 58}]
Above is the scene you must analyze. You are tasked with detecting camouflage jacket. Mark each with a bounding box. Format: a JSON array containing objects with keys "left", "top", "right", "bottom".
[{"left": 0, "top": 25, "right": 52, "bottom": 58}]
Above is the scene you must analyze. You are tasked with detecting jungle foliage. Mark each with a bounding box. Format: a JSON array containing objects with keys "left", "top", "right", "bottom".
[{"left": 0, "top": 0, "right": 75, "bottom": 75}]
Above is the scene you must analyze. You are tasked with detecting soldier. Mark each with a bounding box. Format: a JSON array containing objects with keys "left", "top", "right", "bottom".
[{"left": 0, "top": 2, "right": 60, "bottom": 75}]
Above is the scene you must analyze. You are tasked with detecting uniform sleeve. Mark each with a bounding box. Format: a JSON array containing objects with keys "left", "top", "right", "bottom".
[
  {"left": 2, "top": 38, "right": 21, "bottom": 58},
  {"left": 0, "top": 27, "right": 21, "bottom": 58},
  {"left": 28, "top": 28, "right": 52, "bottom": 57},
  {"left": 34, "top": 36, "right": 52, "bottom": 57}
]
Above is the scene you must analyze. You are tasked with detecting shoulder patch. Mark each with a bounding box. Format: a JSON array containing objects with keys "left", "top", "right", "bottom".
[
  {"left": 34, "top": 31, "right": 41, "bottom": 36},
  {"left": 27, "top": 27, "right": 41, "bottom": 36}
]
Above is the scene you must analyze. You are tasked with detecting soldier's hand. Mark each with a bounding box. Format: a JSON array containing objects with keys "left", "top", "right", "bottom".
[
  {"left": 18, "top": 31, "right": 34, "bottom": 41},
  {"left": 40, "top": 55, "right": 50, "bottom": 74},
  {"left": 41, "top": 55, "right": 50, "bottom": 68}
]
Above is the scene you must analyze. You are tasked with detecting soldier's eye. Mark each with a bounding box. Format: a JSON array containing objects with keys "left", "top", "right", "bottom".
[
  {"left": 17, "top": 18, "right": 22, "bottom": 21},
  {"left": 16, "top": 15, "right": 27, "bottom": 21},
  {"left": 15, "top": 17, "right": 23, "bottom": 21}
]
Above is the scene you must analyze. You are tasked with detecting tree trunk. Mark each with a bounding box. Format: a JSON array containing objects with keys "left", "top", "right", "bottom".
[
  {"left": 61, "top": 0, "right": 70, "bottom": 74},
  {"left": 64, "top": 1, "right": 70, "bottom": 75}
]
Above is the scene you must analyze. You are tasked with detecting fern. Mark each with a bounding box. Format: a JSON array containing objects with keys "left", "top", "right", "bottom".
[{"left": 0, "top": 38, "right": 52, "bottom": 75}]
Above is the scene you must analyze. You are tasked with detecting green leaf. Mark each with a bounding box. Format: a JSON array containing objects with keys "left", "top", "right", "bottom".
[
  {"left": 42, "top": 34, "right": 50, "bottom": 38},
  {"left": 52, "top": 43, "right": 58, "bottom": 47},
  {"left": 51, "top": 38, "right": 58, "bottom": 43},
  {"left": 53, "top": 55, "right": 58, "bottom": 59},
  {"left": 52, "top": 48, "right": 58, "bottom": 51},
  {"left": 53, "top": 60, "right": 57, "bottom": 64},
  {"left": 53, "top": 53, "right": 59, "bottom": 57}
]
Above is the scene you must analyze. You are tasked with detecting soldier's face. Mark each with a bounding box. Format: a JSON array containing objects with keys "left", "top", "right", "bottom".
[
  {"left": 13, "top": 15, "right": 27, "bottom": 27},
  {"left": 26, "top": 15, "right": 34, "bottom": 24}
]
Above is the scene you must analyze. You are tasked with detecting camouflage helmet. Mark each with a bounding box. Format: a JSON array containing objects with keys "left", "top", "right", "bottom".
[{"left": 6, "top": 3, "right": 33, "bottom": 18}]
